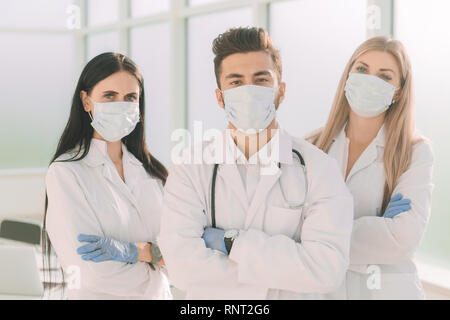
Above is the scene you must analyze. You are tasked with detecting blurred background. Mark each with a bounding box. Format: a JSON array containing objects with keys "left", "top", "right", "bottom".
[{"left": 0, "top": 0, "right": 449, "bottom": 299}]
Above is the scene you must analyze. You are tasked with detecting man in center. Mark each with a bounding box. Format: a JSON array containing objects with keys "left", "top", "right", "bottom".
[{"left": 158, "top": 27, "right": 354, "bottom": 299}]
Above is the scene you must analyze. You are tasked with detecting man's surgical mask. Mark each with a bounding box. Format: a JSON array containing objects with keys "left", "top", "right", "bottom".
[
  {"left": 222, "top": 85, "right": 276, "bottom": 133},
  {"left": 344, "top": 73, "right": 397, "bottom": 118},
  {"left": 87, "top": 97, "right": 140, "bottom": 142}
]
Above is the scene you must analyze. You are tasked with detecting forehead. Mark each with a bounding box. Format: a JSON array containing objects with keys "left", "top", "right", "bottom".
[
  {"left": 92, "top": 70, "right": 140, "bottom": 93},
  {"left": 355, "top": 50, "right": 400, "bottom": 72},
  {"left": 220, "top": 51, "right": 276, "bottom": 75}
]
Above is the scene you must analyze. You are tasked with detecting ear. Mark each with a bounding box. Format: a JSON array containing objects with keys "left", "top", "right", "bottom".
[
  {"left": 277, "top": 82, "right": 287, "bottom": 105},
  {"left": 392, "top": 88, "right": 401, "bottom": 105},
  {"left": 215, "top": 88, "right": 225, "bottom": 109},
  {"left": 80, "top": 90, "right": 91, "bottom": 112}
]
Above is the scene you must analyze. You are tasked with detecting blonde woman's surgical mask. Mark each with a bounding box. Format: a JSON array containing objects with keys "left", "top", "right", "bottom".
[{"left": 344, "top": 73, "right": 397, "bottom": 118}]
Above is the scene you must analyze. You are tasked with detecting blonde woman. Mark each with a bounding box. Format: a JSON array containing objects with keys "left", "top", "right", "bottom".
[{"left": 307, "top": 36, "right": 434, "bottom": 300}]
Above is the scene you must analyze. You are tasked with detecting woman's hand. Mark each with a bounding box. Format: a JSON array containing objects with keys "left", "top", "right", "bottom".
[
  {"left": 383, "top": 193, "right": 412, "bottom": 218},
  {"left": 77, "top": 234, "right": 165, "bottom": 267},
  {"left": 77, "top": 234, "right": 138, "bottom": 263}
]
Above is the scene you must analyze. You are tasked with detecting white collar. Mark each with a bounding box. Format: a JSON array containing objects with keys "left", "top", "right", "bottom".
[
  {"left": 82, "top": 138, "right": 142, "bottom": 167},
  {"left": 224, "top": 125, "right": 293, "bottom": 166},
  {"left": 334, "top": 122, "right": 386, "bottom": 148}
]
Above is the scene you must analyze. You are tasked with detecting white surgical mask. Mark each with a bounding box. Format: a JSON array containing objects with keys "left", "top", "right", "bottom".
[
  {"left": 88, "top": 97, "right": 140, "bottom": 142},
  {"left": 344, "top": 73, "right": 397, "bottom": 118},
  {"left": 222, "top": 85, "right": 276, "bottom": 133}
]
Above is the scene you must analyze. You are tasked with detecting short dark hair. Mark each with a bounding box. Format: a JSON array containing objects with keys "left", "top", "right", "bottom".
[{"left": 212, "top": 27, "right": 282, "bottom": 88}]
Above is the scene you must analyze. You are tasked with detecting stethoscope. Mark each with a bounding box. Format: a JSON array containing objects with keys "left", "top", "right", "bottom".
[{"left": 210, "top": 149, "right": 308, "bottom": 228}]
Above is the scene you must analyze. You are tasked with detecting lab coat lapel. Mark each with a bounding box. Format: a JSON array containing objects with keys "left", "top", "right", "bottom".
[
  {"left": 101, "top": 164, "right": 139, "bottom": 210},
  {"left": 244, "top": 128, "right": 292, "bottom": 229},
  {"left": 330, "top": 126, "right": 350, "bottom": 178},
  {"left": 214, "top": 129, "right": 250, "bottom": 213},
  {"left": 346, "top": 144, "right": 377, "bottom": 182},
  {"left": 83, "top": 139, "right": 141, "bottom": 210},
  {"left": 216, "top": 164, "right": 249, "bottom": 213},
  {"left": 346, "top": 126, "right": 385, "bottom": 182},
  {"left": 101, "top": 148, "right": 141, "bottom": 211},
  {"left": 245, "top": 165, "right": 281, "bottom": 229}
]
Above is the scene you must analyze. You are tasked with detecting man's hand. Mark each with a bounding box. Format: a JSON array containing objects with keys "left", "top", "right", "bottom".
[{"left": 202, "top": 227, "right": 228, "bottom": 254}]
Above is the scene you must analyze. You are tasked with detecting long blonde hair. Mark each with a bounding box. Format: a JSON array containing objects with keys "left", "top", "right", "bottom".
[{"left": 310, "top": 36, "right": 417, "bottom": 214}]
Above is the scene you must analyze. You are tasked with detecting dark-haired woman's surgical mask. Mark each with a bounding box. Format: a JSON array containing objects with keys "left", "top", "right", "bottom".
[
  {"left": 222, "top": 85, "right": 276, "bottom": 133},
  {"left": 87, "top": 97, "right": 140, "bottom": 142},
  {"left": 344, "top": 73, "right": 397, "bottom": 118}
]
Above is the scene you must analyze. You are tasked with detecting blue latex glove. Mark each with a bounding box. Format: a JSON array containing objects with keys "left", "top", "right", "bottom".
[
  {"left": 77, "top": 234, "right": 138, "bottom": 263},
  {"left": 383, "top": 193, "right": 412, "bottom": 218},
  {"left": 202, "top": 227, "right": 227, "bottom": 254}
]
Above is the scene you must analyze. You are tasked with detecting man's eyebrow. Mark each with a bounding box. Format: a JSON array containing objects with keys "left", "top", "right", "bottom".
[
  {"left": 254, "top": 70, "right": 273, "bottom": 77},
  {"left": 225, "top": 73, "right": 244, "bottom": 79}
]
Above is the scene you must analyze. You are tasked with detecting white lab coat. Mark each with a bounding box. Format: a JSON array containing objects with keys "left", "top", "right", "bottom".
[
  {"left": 45, "top": 138, "right": 172, "bottom": 300},
  {"left": 323, "top": 124, "right": 434, "bottom": 300},
  {"left": 157, "top": 128, "right": 354, "bottom": 299}
]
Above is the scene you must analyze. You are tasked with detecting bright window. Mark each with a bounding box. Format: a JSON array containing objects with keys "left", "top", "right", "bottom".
[
  {"left": 0, "top": 33, "right": 75, "bottom": 169},
  {"left": 396, "top": 0, "right": 450, "bottom": 269},
  {"left": 87, "top": 0, "right": 120, "bottom": 27},
  {"left": 0, "top": 0, "right": 74, "bottom": 29},
  {"left": 270, "top": 0, "right": 367, "bottom": 137},
  {"left": 86, "top": 31, "right": 121, "bottom": 61},
  {"left": 187, "top": 8, "right": 253, "bottom": 131},
  {"left": 131, "top": 0, "right": 170, "bottom": 17},
  {"left": 130, "top": 23, "right": 171, "bottom": 165}
]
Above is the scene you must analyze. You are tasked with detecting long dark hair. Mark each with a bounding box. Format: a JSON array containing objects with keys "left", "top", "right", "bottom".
[{"left": 41, "top": 52, "right": 168, "bottom": 297}]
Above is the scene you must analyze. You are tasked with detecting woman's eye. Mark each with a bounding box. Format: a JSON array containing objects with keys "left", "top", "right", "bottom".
[
  {"left": 256, "top": 78, "right": 268, "bottom": 82},
  {"left": 104, "top": 94, "right": 114, "bottom": 99},
  {"left": 126, "top": 96, "right": 137, "bottom": 102},
  {"left": 380, "top": 74, "right": 392, "bottom": 81},
  {"left": 230, "top": 81, "right": 240, "bottom": 85},
  {"left": 356, "top": 66, "right": 367, "bottom": 73}
]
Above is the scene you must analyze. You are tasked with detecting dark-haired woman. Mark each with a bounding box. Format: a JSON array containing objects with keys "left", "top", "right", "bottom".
[{"left": 43, "top": 52, "right": 172, "bottom": 299}]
